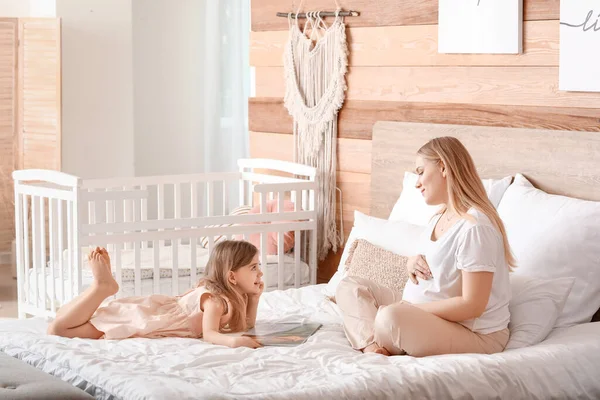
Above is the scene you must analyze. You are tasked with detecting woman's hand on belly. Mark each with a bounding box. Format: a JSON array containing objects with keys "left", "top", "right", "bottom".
[{"left": 407, "top": 255, "right": 433, "bottom": 284}]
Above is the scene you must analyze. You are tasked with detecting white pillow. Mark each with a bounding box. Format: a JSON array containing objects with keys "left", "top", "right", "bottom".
[
  {"left": 498, "top": 174, "right": 600, "bottom": 328},
  {"left": 323, "top": 211, "right": 425, "bottom": 296},
  {"left": 505, "top": 275, "right": 575, "bottom": 350},
  {"left": 388, "top": 172, "right": 512, "bottom": 226}
]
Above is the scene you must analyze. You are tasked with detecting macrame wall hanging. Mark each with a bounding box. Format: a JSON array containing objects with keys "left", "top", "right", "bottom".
[{"left": 283, "top": 0, "right": 351, "bottom": 260}]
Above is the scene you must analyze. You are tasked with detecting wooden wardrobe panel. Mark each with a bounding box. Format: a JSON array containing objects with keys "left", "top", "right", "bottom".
[
  {"left": 251, "top": 21, "right": 558, "bottom": 68},
  {"left": 251, "top": 0, "right": 558, "bottom": 32},
  {"left": 255, "top": 66, "right": 600, "bottom": 109},
  {"left": 0, "top": 18, "right": 17, "bottom": 252},
  {"left": 17, "top": 18, "right": 61, "bottom": 171},
  {"left": 250, "top": 98, "right": 600, "bottom": 139}
]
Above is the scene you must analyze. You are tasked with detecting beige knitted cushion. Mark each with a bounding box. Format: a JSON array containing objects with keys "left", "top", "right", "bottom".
[{"left": 344, "top": 239, "right": 410, "bottom": 294}]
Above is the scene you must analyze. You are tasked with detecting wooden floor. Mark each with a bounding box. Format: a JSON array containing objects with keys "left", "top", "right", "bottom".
[{"left": 0, "top": 265, "right": 17, "bottom": 318}]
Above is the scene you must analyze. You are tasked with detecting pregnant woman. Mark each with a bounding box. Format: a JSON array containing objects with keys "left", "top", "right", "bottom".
[{"left": 336, "top": 136, "right": 514, "bottom": 357}]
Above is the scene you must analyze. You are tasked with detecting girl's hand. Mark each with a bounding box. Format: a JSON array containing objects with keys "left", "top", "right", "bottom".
[
  {"left": 407, "top": 255, "right": 433, "bottom": 284},
  {"left": 230, "top": 336, "right": 262, "bottom": 349},
  {"left": 249, "top": 280, "right": 264, "bottom": 300}
]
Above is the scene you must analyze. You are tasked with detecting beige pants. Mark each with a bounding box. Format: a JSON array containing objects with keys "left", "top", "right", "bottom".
[{"left": 335, "top": 276, "right": 509, "bottom": 357}]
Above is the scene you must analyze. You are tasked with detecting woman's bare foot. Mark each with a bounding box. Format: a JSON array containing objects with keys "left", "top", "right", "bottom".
[
  {"left": 89, "top": 247, "right": 118, "bottom": 296},
  {"left": 363, "top": 343, "right": 391, "bottom": 356}
]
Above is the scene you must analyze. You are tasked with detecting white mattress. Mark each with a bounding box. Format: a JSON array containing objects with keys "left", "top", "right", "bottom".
[{"left": 2, "top": 285, "right": 600, "bottom": 400}]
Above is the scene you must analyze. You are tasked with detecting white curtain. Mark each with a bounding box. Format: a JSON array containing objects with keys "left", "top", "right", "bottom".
[
  {"left": 201, "top": 0, "right": 250, "bottom": 189},
  {"left": 129, "top": 0, "right": 250, "bottom": 218}
]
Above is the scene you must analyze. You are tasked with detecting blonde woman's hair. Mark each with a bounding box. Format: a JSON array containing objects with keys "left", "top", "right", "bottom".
[
  {"left": 417, "top": 136, "right": 516, "bottom": 269},
  {"left": 197, "top": 240, "right": 258, "bottom": 332}
]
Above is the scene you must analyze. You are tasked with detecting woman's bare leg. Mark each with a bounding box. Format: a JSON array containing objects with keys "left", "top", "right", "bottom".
[{"left": 47, "top": 247, "right": 118, "bottom": 339}]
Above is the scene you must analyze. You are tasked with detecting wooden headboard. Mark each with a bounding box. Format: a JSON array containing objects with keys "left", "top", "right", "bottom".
[{"left": 370, "top": 121, "right": 600, "bottom": 219}]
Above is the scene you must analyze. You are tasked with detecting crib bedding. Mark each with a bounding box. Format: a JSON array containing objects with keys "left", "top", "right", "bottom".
[
  {"left": 2, "top": 285, "right": 600, "bottom": 400},
  {"left": 58, "top": 244, "right": 308, "bottom": 282},
  {"left": 27, "top": 245, "right": 310, "bottom": 304},
  {"left": 28, "top": 268, "right": 311, "bottom": 302},
  {"left": 27, "top": 268, "right": 311, "bottom": 303}
]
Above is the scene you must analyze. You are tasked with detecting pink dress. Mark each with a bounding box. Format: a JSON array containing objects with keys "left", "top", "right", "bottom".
[{"left": 89, "top": 287, "right": 232, "bottom": 340}]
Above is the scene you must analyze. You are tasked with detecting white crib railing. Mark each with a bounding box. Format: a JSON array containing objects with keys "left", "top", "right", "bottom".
[{"left": 13, "top": 159, "right": 318, "bottom": 319}]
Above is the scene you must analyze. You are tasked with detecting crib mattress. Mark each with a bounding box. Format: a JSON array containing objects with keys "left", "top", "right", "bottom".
[{"left": 25, "top": 245, "right": 310, "bottom": 306}]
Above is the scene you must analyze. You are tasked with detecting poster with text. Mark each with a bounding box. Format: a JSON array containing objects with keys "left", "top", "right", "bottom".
[
  {"left": 438, "top": 0, "right": 523, "bottom": 54},
  {"left": 560, "top": 0, "right": 600, "bottom": 92}
]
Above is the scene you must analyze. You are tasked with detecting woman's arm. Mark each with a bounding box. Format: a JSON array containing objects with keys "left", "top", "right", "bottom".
[{"left": 413, "top": 271, "right": 493, "bottom": 322}]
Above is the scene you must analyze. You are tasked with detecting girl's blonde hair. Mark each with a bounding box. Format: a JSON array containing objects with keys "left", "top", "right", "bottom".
[
  {"left": 197, "top": 240, "right": 258, "bottom": 332},
  {"left": 417, "top": 136, "right": 516, "bottom": 269}
]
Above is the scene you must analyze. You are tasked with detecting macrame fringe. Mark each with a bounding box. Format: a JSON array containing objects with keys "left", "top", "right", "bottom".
[{"left": 283, "top": 17, "right": 349, "bottom": 260}]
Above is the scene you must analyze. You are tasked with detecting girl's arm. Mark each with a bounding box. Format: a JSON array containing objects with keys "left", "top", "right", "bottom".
[
  {"left": 202, "top": 295, "right": 261, "bottom": 348},
  {"left": 413, "top": 271, "right": 494, "bottom": 322},
  {"left": 246, "top": 296, "right": 259, "bottom": 329},
  {"left": 246, "top": 280, "right": 264, "bottom": 329}
]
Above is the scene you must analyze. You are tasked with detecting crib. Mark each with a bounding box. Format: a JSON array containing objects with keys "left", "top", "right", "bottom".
[{"left": 12, "top": 159, "right": 318, "bottom": 319}]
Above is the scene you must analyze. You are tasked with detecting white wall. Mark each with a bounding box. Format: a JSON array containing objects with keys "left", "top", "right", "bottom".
[
  {"left": 29, "top": 0, "right": 56, "bottom": 17},
  {"left": 57, "top": 0, "right": 135, "bottom": 179},
  {"left": 7, "top": 1, "right": 208, "bottom": 179},
  {"left": 0, "top": 0, "right": 57, "bottom": 17},
  {"left": 132, "top": 0, "right": 203, "bottom": 177},
  {"left": 0, "top": 0, "right": 30, "bottom": 16}
]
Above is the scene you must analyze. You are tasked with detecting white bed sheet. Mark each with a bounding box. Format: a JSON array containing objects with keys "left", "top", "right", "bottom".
[{"left": 2, "top": 285, "right": 600, "bottom": 400}]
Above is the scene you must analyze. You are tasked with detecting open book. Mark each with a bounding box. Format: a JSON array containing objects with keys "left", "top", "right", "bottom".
[{"left": 243, "top": 322, "right": 322, "bottom": 347}]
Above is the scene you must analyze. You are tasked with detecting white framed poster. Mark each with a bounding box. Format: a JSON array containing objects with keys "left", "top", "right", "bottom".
[
  {"left": 559, "top": 0, "right": 600, "bottom": 92},
  {"left": 438, "top": 0, "right": 523, "bottom": 54}
]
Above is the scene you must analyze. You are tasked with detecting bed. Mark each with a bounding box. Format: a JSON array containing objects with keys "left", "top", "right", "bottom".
[
  {"left": 1, "top": 285, "right": 600, "bottom": 399},
  {"left": 2, "top": 122, "right": 600, "bottom": 399}
]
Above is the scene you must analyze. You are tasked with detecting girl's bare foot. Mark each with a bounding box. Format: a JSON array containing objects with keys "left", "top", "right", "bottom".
[
  {"left": 363, "top": 343, "right": 391, "bottom": 356},
  {"left": 89, "top": 247, "right": 118, "bottom": 296}
]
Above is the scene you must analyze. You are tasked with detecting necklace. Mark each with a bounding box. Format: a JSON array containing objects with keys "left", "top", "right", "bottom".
[{"left": 439, "top": 210, "right": 456, "bottom": 232}]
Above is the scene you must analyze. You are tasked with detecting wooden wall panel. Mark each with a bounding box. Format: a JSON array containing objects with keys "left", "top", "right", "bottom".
[
  {"left": 256, "top": 66, "right": 600, "bottom": 108},
  {"left": 371, "top": 121, "right": 600, "bottom": 219},
  {"left": 249, "top": 131, "right": 371, "bottom": 174},
  {"left": 251, "top": 0, "right": 436, "bottom": 31},
  {"left": 249, "top": 0, "right": 597, "bottom": 283},
  {"left": 251, "top": 21, "right": 559, "bottom": 67},
  {"left": 524, "top": 0, "right": 560, "bottom": 21},
  {"left": 249, "top": 132, "right": 371, "bottom": 247},
  {"left": 337, "top": 170, "right": 370, "bottom": 231},
  {"left": 250, "top": 98, "right": 600, "bottom": 139},
  {"left": 252, "top": 0, "right": 559, "bottom": 31}
]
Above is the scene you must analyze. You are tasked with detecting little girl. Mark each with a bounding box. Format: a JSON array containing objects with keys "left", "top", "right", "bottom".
[{"left": 47, "top": 240, "right": 264, "bottom": 348}]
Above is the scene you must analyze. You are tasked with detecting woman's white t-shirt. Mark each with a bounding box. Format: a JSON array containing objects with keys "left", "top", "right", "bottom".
[{"left": 402, "top": 208, "right": 511, "bottom": 334}]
